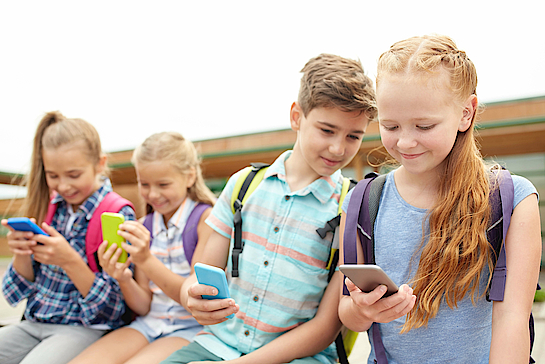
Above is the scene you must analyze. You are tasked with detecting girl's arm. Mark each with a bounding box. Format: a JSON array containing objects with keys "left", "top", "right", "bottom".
[
  {"left": 1, "top": 220, "right": 38, "bottom": 305},
  {"left": 337, "top": 213, "right": 416, "bottom": 331},
  {"left": 10, "top": 253, "right": 35, "bottom": 282},
  {"left": 118, "top": 208, "right": 213, "bottom": 305},
  {"left": 33, "top": 206, "right": 136, "bottom": 326},
  {"left": 0, "top": 220, "right": 37, "bottom": 281},
  {"left": 98, "top": 241, "right": 153, "bottom": 316},
  {"left": 490, "top": 194, "right": 541, "bottom": 363},
  {"left": 34, "top": 223, "right": 96, "bottom": 297}
]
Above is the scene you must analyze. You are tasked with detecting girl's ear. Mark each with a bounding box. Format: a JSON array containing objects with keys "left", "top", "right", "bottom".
[
  {"left": 459, "top": 95, "right": 478, "bottom": 132},
  {"left": 290, "top": 102, "right": 303, "bottom": 132},
  {"left": 186, "top": 167, "right": 197, "bottom": 189},
  {"left": 95, "top": 154, "right": 108, "bottom": 175}
]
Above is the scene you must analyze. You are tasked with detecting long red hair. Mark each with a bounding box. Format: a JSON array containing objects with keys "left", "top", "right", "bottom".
[{"left": 377, "top": 35, "right": 494, "bottom": 331}]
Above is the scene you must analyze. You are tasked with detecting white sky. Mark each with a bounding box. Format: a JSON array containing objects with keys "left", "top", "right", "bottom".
[{"left": 1, "top": 0, "right": 544, "bottom": 181}]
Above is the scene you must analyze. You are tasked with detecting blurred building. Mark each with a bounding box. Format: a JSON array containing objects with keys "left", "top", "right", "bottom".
[{"left": 1, "top": 95, "right": 544, "bottom": 261}]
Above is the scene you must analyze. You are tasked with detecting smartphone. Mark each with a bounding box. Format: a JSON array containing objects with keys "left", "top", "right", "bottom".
[
  {"left": 7, "top": 217, "right": 49, "bottom": 236},
  {"left": 340, "top": 264, "right": 399, "bottom": 297},
  {"left": 101, "top": 212, "right": 128, "bottom": 263},
  {"left": 194, "top": 262, "right": 234, "bottom": 318}
]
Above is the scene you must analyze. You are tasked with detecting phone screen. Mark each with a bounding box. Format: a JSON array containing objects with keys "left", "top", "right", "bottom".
[{"left": 101, "top": 212, "right": 127, "bottom": 263}]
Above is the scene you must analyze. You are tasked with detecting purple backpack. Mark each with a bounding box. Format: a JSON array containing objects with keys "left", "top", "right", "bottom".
[
  {"left": 142, "top": 203, "right": 210, "bottom": 264},
  {"left": 343, "top": 169, "right": 538, "bottom": 364}
]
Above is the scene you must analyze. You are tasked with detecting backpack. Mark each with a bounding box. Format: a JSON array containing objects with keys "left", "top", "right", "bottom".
[
  {"left": 45, "top": 191, "right": 134, "bottom": 273},
  {"left": 342, "top": 170, "right": 539, "bottom": 364},
  {"left": 230, "top": 162, "right": 358, "bottom": 364},
  {"left": 142, "top": 202, "right": 211, "bottom": 265}
]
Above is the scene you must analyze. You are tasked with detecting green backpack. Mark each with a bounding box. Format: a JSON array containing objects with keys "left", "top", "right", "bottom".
[{"left": 230, "top": 163, "right": 358, "bottom": 364}]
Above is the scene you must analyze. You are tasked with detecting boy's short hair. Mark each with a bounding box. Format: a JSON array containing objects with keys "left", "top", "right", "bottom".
[{"left": 298, "top": 53, "right": 377, "bottom": 120}]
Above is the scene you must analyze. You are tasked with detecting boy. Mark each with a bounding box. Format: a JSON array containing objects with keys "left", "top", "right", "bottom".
[{"left": 163, "top": 54, "right": 377, "bottom": 364}]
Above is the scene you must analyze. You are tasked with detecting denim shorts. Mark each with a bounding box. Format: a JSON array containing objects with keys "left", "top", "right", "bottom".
[{"left": 127, "top": 316, "right": 202, "bottom": 343}]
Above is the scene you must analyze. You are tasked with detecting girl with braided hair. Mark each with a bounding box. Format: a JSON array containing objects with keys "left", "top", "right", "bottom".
[{"left": 338, "top": 35, "right": 541, "bottom": 363}]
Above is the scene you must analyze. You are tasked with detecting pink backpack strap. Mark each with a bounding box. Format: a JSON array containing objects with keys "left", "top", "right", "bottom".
[
  {"left": 44, "top": 192, "right": 59, "bottom": 225},
  {"left": 86, "top": 192, "right": 135, "bottom": 273}
]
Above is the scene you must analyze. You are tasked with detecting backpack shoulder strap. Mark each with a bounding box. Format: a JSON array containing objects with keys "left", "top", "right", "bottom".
[
  {"left": 182, "top": 203, "right": 212, "bottom": 265},
  {"left": 143, "top": 213, "right": 154, "bottom": 246},
  {"left": 321, "top": 177, "right": 357, "bottom": 279},
  {"left": 487, "top": 169, "right": 514, "bottom": 301},
  {"left": 341, "top": 172, "right": 388, "bottom": 363},
  {"left": 86, "top": 192, "right": 135, "bottom": 273},
  {"left": 230, "top": 163, "right": 270, "bottom": 214},
  {"left": 44, "top": 192, "right": 59, "bottom": 225},
  {"left": 342, "top": 173, "right": 385, "bottom": 268},
  {"left": 327, "top": 177, "right": 357, "bottom": 364},
  {"left": 231, "top": 162, "right": 269, "bottom": 277}
]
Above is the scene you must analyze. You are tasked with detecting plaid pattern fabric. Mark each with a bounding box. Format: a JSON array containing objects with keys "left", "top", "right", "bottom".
[
  {"left": 195, "top": 151, "right": 342, "bottom": 364},
  {"left": 2, "top": 178, "right": 136, "bottom": 329}
]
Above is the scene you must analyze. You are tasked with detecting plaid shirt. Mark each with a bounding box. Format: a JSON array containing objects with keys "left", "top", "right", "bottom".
[{"left": 1, "top": 178, "right": 135, "bottom": 329}]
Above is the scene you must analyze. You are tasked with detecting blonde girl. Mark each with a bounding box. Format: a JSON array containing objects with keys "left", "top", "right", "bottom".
[
  {"left": 338, "top": 35, "right": 541, "bottom": 363},
  {"left": 70, "top": 132, "right": 215, "bottom": 364},
  {"left": 0, "top": 111, "right": 136, "bottom": 364}
]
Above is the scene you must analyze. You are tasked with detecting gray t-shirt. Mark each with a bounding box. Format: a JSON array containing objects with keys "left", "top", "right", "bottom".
[{"left": 342, "top": 171, "right": 538, "bottom": 363}]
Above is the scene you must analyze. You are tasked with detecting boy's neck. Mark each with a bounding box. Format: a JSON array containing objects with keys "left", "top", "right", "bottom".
[{"left": 284, "top": 149, "right": 327, "bottom": 192}]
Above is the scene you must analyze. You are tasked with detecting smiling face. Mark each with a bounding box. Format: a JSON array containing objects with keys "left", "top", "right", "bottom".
[
  {"left": 376, "top": 72, "right": 474, "bottom": 179},
  {"left": 136, "top": 161, "right": 196, "bottom": 223},
  {"left": 42, "top": 141, "right": 105, "bottom": 209},
  {"left": 290, "top": 104, "right": 369, "bottom": 180}
]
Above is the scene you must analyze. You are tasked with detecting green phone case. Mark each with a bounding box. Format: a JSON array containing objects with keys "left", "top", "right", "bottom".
[{"left": 101, "top": 212, "right": 128, "bottom": 263}]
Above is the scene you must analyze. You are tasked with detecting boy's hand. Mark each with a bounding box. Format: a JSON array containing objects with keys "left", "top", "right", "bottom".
[
  {"left": 345, "top": 277, "right": 416, "bottom": 323},
  {"left": 116, "top": 221, "right": 152, "bottom": 266},
  {"left": 185, "top": 281, "right": 239, "bottom": 325},
  {"left": 32, "top": 223, "right": 80, "bottom": 268},
  {"left": 97, "top": 241, "right": 133, "bottom": 282},
  {"left": 1, "top": 219, "right": 38, "bottom": 256}
]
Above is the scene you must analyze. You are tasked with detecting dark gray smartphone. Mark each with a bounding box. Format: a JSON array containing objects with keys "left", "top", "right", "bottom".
[{"left": 340, "top": 264, "right": 398, "bottom": 297}]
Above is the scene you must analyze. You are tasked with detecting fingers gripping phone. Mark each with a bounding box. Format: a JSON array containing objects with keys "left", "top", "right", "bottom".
[
  {"left": 340, "top": 264, "right": 399, "bottom": 297},
  {"left": 194, "top": 262, "right": 234, "bottom": 319},
  {"left": 7, "top": 217, "right": 49, "bottom": 236},
  {"left": 101, "top": 212, "right": 128, "bottom": 263}
]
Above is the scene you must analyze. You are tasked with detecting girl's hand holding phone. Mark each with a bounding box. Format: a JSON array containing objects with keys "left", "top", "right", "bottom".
[
  {"left": 1, "top": 219, "right": 39, "bottom": 256},
  {"left": 344, "top": 277, "right": 416, "bottom": 324},
  {"left": 97, "top": 240, "right": 133, "bottom": 282},
  {"left": 30, "top": 223, "right": 80, "bottom": 268},
  {"left": 115, "top": 220, "right": 152, "bottom": 265}
]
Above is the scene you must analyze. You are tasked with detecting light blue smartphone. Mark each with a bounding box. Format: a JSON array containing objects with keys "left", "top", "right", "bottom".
[{"left": 194, "top": 262, "right": 234, "bottom": 318}]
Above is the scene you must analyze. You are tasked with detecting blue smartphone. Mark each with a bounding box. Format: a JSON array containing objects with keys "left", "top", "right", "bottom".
[
  {"left": 194, "top": 263, "right": 234, "bottom": 318},
  {"left": 7, "top": 217, "right": 49, "bottom": 236}
]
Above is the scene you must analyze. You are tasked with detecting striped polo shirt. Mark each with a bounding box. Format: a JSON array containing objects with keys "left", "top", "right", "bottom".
[
  {"left": 196, "top": 151, "right": 343, "bottom": 364},
  {"left": 137, "top": 198, "right": 202, "bottom": 336}
]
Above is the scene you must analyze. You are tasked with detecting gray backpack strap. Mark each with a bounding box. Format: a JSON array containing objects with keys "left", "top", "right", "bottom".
[
  {"left": 368, "top": 174, "right": 387, "bottom": 253},
  {"left": 364, "top": 174, "right": 388, "bottom": 364},
  {"left": 342, "top": 172, "right": 389, "bottom": 364},
  {"left": 487, "top": 169, "right": 514, "bottom": 301}
]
